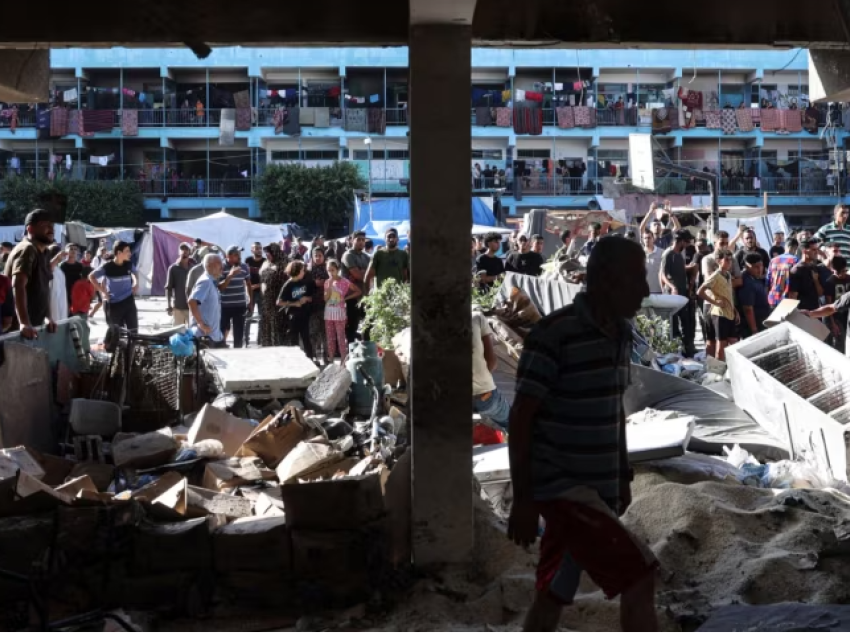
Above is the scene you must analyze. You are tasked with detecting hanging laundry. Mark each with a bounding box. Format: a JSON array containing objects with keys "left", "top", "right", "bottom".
[
  {"left": 704, "top": 111, "right": 722, "bottom": 130},
  {"left": 556, "top": 107, "right": 575, "bottom": 129},
  {"left": 234, "top": 90, "right": 251, "bottom": 110},
  {"left": 81, "top": 110, "right": 115, "bottom": 134},
  {"left": 51, "top": 108, "right": 69, "bottom": 137},
  {"left": 121, "top": 109, "right": 139, "bottom": 136},
  {"left": 785, "top": 109, "right": 803, "bottom": 133},
  {"left": 345, "top": 108, "right": 368, "bottom": 132},
  {"left": 495, "top": 107, "right": 512, "bottom": 127},
  {"left": 652, "top": 108, "right": 673, "bottom": 134},
  {"left": 638, "top": 108, "right": 653, "bottom": 126},
  {"left": 525, "top": 91, "right": 543, "bottom": 103},
  {"left": 721, "top": 110, "right": 737, "bottom": 135},
  {"left": 219, "top": 108, "right": 236, "bottom": 145},
  {"left": 66, "top": 155, "right": 72, "bottom": 171},
  {"left": 314, "top": 107, "right": 331, "bottom": 128},
  {"left": 37, "top": 109, "right": 50, "bottom": 130},
  {"left": 68, "top": 110, "right": 80, "bottom": 135},
  {"left": 573, "top": 106, "right": 596, "bottom": 129},
  {"left": 300, "top": 107, "right": 316, "bottom": 125},
  {"left": 760, "top": 108, "right": 778, "bottom": 132},
  {"left": 369, "top": 94, "right": 381, "bottom": 104},
  {"left": 475, "top": 106, "right": 493, "bottom": 126},
  {"left": 64, "top": 88, "right": 78, "bottom": 102},
  {"left": 502, "top": 90, "right": 512, "bottom": 104},
  {"left": 328, "top": 86, "right": 341, "bottom": 98},
  {"left": 515, "top": 89, "right": 526, "bottom": 101},
  {"left": 736, "top": 109, "right": 754, "bottom": 132},
  {"left": 283, "top": 107, "right": 301, "bottom": 136},
  {"left": 236, "top": 108, "right": 252, "bottom": 131},
  {"left": 803, "top": 107, "right": 820, "bottom": 134},
  {"left": 367, "top": 107, "right": 386, "bottom": 134},
  {"left": 90, "top": 155, "right": 112, "bottom": 167}
]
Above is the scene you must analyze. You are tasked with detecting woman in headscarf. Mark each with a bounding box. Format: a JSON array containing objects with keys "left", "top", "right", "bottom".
[
  {"left": 308, "top": 246, "right": 330, "bottom": 364},
  {"left": 259, "top": 243, "right": 289, "bottom": 346}
]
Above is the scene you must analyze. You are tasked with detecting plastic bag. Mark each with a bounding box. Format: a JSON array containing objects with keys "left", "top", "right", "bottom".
[{"left": 169, "top": 332, "right": 195, "bottom": 358}]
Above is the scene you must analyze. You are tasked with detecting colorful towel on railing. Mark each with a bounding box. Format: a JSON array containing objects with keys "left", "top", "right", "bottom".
[
  {"left": 678, "top": 88, "right": 703, "bottom": 111},
  {"left": 51, "top": 108, "right": 69, "bottom": 137},
  {"left": 513, "top": 103, "right": 543, "bottom": 134},
  {"left": 721, "top": 109, "right": 737, "bottom": 135},
  {"left": 236, "top": 107, "right": 251, "bottom": 131},
  {"left": 314, "top": 107, "right": 330, "bottom": 128},
  {"left": 367, "top": 107, "right": 386, "bottom": 134},
  {"left": 760, "top": 108, "right": 778, "bottom": 132},
  {"left": 784, "top": 108, "right": 803, "bottom": 133},
  {"left": 496, "top": 107, "right": 512, "bottom": 127},
  {"left": 638, "top": 108, "right": 653, "bottom": 125},
  {"left": 68, "top": 110, "right": 79, "bottom": 135},
  {"left": 556, "top": 107, "right": 574, "bottom": 129},
  {"left": 273, "top": 107, "right": 285, "bottom": 134},
  {"left": 525, "top": 91, "right": 544, "bottom": 102},
  {"left": 751, "top": 108, "right": 761, "bottom": 127},
  {"left": 573, "top": 106, "right": 596, "bottom": 129},
  {"left": 704, "top": 110, "right": 722, "bottom": 129},
  {"left": 736, "top": 108, "right": 754, "bottom": 132},
  {"left": 219, "top": 108, "right": 236, "bottom": 146},
  {"left": 121, "top": 109, "right": 138, "bottom": 136},
  {"left": 652, "top": 108, "right": 672, "bottom": 134},
  {"left": 344, "top": 107, "right": 367, "bottom": 132},
  {"left": 81, "top": 110, "right": 114, "bottom": 134}
]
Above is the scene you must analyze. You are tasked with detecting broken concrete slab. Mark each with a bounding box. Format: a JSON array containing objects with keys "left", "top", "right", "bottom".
[
  {"left": 212, "top": 516, "right": 291, "bottom": 572},
  {"left": 186, "top": 486, "right": 253, "bottom": 519},
  {"left": 188, "top": 404, "right": 256, "bottom": 457},
  {"left": 305, "top": 365, "right": 352, "bottom": 412},
  {"left": 112, "top": 430, "right": 179, "bottom": 469},
  {"left": 202, "top": 346, "right": 319, "bottom": 400}
]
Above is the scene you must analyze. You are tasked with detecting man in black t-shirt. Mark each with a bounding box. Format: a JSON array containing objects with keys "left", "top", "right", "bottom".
[
  {"left": 734, "top": 229, "right": 770, "bottom": 271},
  {"left": 788, "top": 238, "right": 832, "bottom": 311},
  {"left": 769, "top": 231, "right": 786, "bottom": 259},
  {"left": 475, "top": 232, "right": 505, "bottom": 289},
  {"left": 245, "top": 242, "right": 266, "bottom": 346},
  {"left": 506, "top": 234, "right": 545, "bottom": 276},
  {"left": 59, "top": 243, "right": 85, "bottom": 305}
]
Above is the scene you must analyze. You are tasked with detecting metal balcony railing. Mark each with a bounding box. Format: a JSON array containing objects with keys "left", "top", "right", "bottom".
[{"left": 385, "top": 108, "right": 408, "bottom": 126}]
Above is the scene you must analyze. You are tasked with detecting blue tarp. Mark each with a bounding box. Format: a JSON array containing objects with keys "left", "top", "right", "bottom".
[{"left": 354, "top": 197, "right": 496, "bottom": 230}]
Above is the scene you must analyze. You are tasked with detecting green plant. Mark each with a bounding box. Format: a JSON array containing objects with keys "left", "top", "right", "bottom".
[
  {"left": 359, "top": 280, "right": 411, "bottom": 349},
  {"left": 635, "top": 314, "right": 681, "bottom": 355},
  {"left": 255, "top": 162, "right": 366, "bottom": 232},
  {"left": 472, "top": 276, "right": 504, "bottom": 312},
  {"left": 0, "top": 177, "right": 145, "bottom": 226}
]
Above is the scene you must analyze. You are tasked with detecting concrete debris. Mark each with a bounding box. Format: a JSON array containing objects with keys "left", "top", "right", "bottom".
[{"left": 305, "top": 364, "right": 352, "bottom": 412}]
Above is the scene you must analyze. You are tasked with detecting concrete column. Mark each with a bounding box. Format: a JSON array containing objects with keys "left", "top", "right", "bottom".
[
  {"left": 0, "top": 49, "right": 49, "bottom": 103},
  {"left": 809, "top": 49, "right": 850, "bottom": 103},
  {"left": 409, "top": 24, "right": 473, "bottom": 565}
]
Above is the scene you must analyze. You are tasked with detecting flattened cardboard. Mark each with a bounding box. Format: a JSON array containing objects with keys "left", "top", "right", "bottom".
[
  {"left": 189, "top": 404, "right": 256, "bottom": 457},
  {"left": 765, "top": 299, "right": 831, "bottom": 341},
  {"left": 0, "top": 447, "right": 46, "bottom": 480},
  {"left": 202, "top": 458, "right": 266, "bottom": 492},
  {"left": 132, "top": 471, "right": 188, "bottom": 520}
]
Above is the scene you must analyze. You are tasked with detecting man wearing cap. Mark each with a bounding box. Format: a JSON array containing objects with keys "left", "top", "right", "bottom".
[
  {"left": 661, "top": 229, "right": 697, "bottom": 357},
  {"left": 365, "top": 227, "right": 410, "bottom": 290},
  {"left": 166, "top": 243, "right": 194, "bottom": 326},
  {"left": 218, "top": 245, "right": 252, "bottom": 348},
  {"left": 4, "top": 209, "right": 56, "bottom": 339}
]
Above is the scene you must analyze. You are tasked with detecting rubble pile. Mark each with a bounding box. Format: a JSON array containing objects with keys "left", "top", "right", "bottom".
[{"left": 0, "top": 352, "right": 411, "bottom": 630}]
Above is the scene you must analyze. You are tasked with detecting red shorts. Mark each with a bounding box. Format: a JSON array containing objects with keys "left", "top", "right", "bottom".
[{"left": 536, "top": 487, "right": 657, "bottom": 603}]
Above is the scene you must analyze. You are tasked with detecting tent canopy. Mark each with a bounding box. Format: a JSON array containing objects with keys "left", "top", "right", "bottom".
[
  {"left": 354, "top": 196, "right": 497, "bottom": 230},
  {"left": 145, "top": 211, "right": 285, "bottom": 295}
]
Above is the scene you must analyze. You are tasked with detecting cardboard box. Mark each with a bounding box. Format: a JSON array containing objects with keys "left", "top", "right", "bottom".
[
  {"left": 0, "top": 446, "right": 47, "bottom": 480},
  {"left": 132, "top": 517, "right": 212, "bottom": 574},
  {"left": 765, "top": 299, "right": 831, "bottom": 341},
  {"left": 132, "top": 471, "right": 188, "bottom": 520},
  {"left": 213, "top": 516, "right": 291, "bottom": 573},
  {"left": 275, "top": 441, "right": 344, "bottom": 484},
  {"left": 237, "top": 406, "right": 307, "bottom": 468},
  {"left": 188, "top": 404, "right": 256, "bottom": 457},
  {"left": 281, "top": 471, "right": 385, "bottom": 530},
  {"left": 202, "top": 458, "right": 266, "bottom": 492}
]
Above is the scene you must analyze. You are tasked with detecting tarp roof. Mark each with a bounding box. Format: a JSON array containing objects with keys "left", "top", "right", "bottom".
[
  {"left": 354, "top": 196, "right": 497, "bottom": 229},
  {"left": 149, "top": 211, "right": 284, "bottom": 253}
]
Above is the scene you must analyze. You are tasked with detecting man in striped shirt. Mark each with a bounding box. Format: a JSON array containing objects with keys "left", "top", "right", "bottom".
[
  {"left": 218, "top": 246, "right": 252, "bottom": 348},
  {"left": 816, "top": 204, "right": 850, "bottom": 256},
  {"left": 508, "top": 236, "right": 657, "bottom": 632}
]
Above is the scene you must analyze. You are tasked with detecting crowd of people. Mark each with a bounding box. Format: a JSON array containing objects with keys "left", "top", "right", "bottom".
[{"left": 0, "top": 211, "right": 412, "bottom": 368}]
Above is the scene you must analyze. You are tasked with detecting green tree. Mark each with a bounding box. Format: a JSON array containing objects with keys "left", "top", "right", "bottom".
[
  {"left": 0, "top": 177, "right": 145, "bottom": 226},
  {"left": 255, "top": 162, "right": 366, "bottom": 232}
]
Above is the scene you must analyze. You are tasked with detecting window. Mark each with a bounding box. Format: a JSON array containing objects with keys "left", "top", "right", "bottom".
[
  {"left": 270, "top": 150, "right": 339, "bottom": 161},
  {"left": 638, "top": 83, "right": 668, "bottom": 107},
  {"left": 352, "top": 149, "right": 410, "bottom": 160},
  {"left": 720, "top": 84, "right": 746, "bottom": 108},
  {"left": 472, "top": 149, "right": 503, "bottom": 160},
  {"left": 516, "top": 149, "right": 550, "bottom": 159}
]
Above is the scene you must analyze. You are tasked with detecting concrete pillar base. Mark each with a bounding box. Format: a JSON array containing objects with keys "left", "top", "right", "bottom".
[
  {"left": 0, "top": 49, "right": 50, "bottom": 103},
  {"left": 809, "top": 49, "right": 850, "bottom": 103},
  {"left": 410, "top": 24, "right": 474, "bottom": 566}
]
